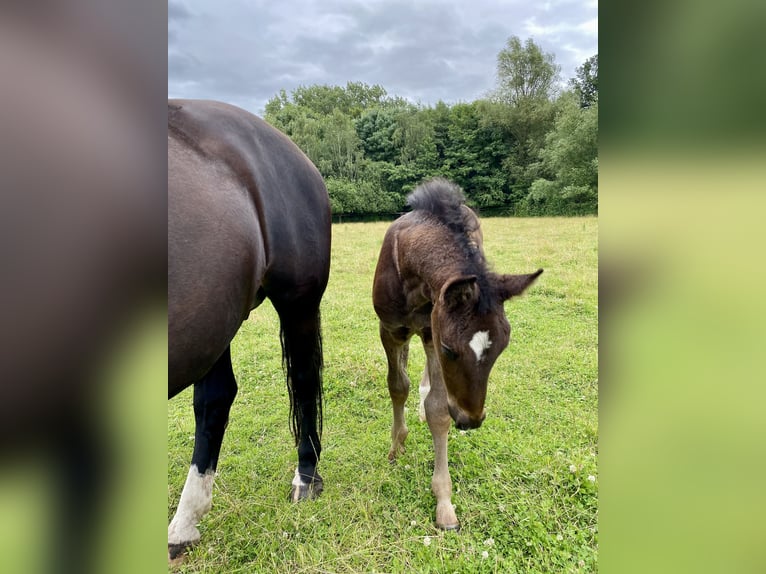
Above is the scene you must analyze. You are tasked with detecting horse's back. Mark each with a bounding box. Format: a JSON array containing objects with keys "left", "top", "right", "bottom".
[
  {"left": 168, "top": 100, "right": 331, "bottom": 395},
  {"left": 170, "top": 100, "right": 330, "bottom": 291}
]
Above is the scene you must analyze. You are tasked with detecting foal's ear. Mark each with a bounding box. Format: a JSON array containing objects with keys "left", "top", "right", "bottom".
[
  {"left": 495, "top": 269, "right": 543, "bottom": 301},
  {"left": 440, "top": 275, "right": 479, "bottom": 309}
]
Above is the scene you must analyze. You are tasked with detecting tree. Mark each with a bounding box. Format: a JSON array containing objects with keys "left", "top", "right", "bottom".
[
  {"left": 262, "top": 40, "right": 597, "bottom": 217},
  {"left": 493, "top": 36, "right": 560, "bottom": 106},
  {"left": 489, "top": 37, "right": 560, "bottom": 196},
  {"left": 524, "top": 92, "right": 598, "bottom": 214},
  {"left": 434, "top": 102, "right": 512, "bottom": 207},
  {"left": 355, "top": 107, "right": 399, "bottom": 163},
  {"left": 570, "top": 54, "right": 598, "bottom": 108}
]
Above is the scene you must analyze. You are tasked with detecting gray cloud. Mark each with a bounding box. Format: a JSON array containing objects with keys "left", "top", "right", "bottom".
[{"left": 168, "top": 0, "right": 597, "bottom": 115}]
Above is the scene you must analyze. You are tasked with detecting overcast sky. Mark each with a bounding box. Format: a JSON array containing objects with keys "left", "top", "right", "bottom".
[{"left": 169, "top": 0, "right": 597, "bottom": 116}]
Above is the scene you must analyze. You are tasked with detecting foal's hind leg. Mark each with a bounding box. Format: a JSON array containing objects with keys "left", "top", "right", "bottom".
[
  {"left": 380, "top": 324, "right": 411, "bottom": 461},
  {"left": 275, "top": 302, "right": 325, "bottom": 502},
  {"left": 168, "top": 347, "right": 238, "bottom": 559}
]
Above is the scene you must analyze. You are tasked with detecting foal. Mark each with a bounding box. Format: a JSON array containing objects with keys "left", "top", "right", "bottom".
[{"left": 372, "top": 178, "right": 542, "bottom": 529}]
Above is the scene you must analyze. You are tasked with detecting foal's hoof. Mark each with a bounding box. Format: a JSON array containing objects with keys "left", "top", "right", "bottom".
[
  {"left": 168, "top": 542, "right": 192, "bottom": 562},
  {"left": 387, "top": 445, "right": 405, "bottom": 462},
  {"left": 437, "top": 521, "right": 461, "bottom": 532},
  {"left": 435, "top": 503, "right": 460, "bottom": 531},
  {"left": 289, "top": 472, "right": 323, "bottom": 502}
]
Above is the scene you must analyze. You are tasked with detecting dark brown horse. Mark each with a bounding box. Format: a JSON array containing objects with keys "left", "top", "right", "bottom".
[
  {"left": 372, "top": 178, "right": 542, "bottom": 530},
  {"left": 168, "top": 100, "right": 331, "bottom": 558}
]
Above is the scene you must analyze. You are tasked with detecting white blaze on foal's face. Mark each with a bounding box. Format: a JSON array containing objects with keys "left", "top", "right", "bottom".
[{"left": 468, "top": 330, "right": 492, "bottom": 362}]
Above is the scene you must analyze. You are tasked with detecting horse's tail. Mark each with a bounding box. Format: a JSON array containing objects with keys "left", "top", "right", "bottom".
[{"left": 279, "top": 307, "right": 324, "bottom": 447}]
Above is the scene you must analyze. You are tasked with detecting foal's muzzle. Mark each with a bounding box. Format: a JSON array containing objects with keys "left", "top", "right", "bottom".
[{"left": 449, "top": 403, "right": 486, "bottom": 430}]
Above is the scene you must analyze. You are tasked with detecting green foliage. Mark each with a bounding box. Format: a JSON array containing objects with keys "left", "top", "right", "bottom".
[
  {"left": 521, "top": 93, "right": 598, "bottom": 215},
  {"left": 488, "top": 37, "right": 560, "bottom": 196},
  {"left": 263, "top": 42, "right": 597, "bottom": 217},
  {"left": 325, "top": 177, "right": 402, "bottom": 215},
  {"left": 493, "top": 36, "right": 560, "bottom": 105},
  {"left": 570, "top": 54, "right": 598, "bottom": 109}
]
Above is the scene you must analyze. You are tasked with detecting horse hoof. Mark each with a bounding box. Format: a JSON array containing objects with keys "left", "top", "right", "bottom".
[
  {"left": 289, "top": 475, "right": 323, "bottom": 502},
  {"left": 168, "top": 542, "right": 191, "bottom": 561},
  {"left": 437, "top": 521, "right": 461, "bottom": 532},
  {"left": 387, "top": 448, "right": 404, "bottom": 462}
]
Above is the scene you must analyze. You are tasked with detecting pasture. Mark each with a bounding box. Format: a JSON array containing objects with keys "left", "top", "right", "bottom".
[{"left": 168, "top": 216, "right": 598, "bottom": 573}]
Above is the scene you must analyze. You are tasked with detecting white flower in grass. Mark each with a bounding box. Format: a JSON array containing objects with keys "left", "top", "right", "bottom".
[
  {"left": 556, "top": 534, "right": 563, "bottom": 541},
  {"left": 483, "top": 538, "right": 495, "bottom": 546},
  {"left": 423, "top": 536, "right": 432, "bottom": 547},
  {"left": 481, "top": 550, "right": 489, "bottom": 559},
  {"left": 569, "top": 464, "right": 577, "bottom": 473},
  {"left": 587, "top": 475, "right": 596, "bottom": 483},
  {"left": 459, "top": 430, "right": 467, "bottom": 436},
  {"left": 410, "top": 520, "right": 417, "bottom": 526}
]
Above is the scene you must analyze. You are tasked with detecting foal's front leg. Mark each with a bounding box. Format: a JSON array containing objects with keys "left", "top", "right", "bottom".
[{"left": 422, "top": 342, "right": 460, "bottom": 530}]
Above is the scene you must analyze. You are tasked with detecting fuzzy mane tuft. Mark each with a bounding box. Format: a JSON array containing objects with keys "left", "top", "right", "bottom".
[{"left": 406, "top": 177, "right": 468, "bottom": 234}]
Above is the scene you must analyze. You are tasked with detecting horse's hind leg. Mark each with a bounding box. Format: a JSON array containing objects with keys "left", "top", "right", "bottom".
[
  {"left": 168, "top": 347, "right": 238, "bottom": 559},
  {"left": 380, "top": 324, "right": 411, "bottom": 461},
  {"left": 275, "top": 302, "right": 325, "bottom": 502}
]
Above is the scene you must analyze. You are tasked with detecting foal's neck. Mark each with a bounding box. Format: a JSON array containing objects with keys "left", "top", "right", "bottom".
[{"left": 401, "top": 223, "right": 484, "bottom": 295}]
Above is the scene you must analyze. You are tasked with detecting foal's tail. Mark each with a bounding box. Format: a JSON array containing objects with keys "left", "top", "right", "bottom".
[{"left": 279, "top": 307, "right": 324, "bottom": 447}]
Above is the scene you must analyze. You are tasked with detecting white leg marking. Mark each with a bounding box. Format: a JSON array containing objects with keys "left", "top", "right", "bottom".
[
  {"left": 419, "top": 380, "right": 430, "bottom": 422},
  {"left": 291, "top": 467, "right": 310, "bottom": 502},
  {"left": 469, "top": 330, "right": 492, "bottom": 362},
  {"left": 168, "top": 465, "right": 215, "bottom": 546}
]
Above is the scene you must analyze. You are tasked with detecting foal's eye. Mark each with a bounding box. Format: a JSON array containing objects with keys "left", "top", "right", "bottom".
[{"left": 441, "top": 343, "right": 458, "bottom": 361}]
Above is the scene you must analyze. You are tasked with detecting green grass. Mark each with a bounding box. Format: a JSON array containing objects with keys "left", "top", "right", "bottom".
[{"left": 168, "top": 217, "right": 598, "bottom": 573}]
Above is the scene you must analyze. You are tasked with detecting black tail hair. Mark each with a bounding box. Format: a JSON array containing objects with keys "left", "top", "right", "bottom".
[{"left": 279, "top": 310, "right": 324, "bottom": 446}]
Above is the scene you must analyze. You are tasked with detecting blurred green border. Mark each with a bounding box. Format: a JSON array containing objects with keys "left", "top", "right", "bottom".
[{"left": 601, "top": 2, "right": 766, "bottom": 572}]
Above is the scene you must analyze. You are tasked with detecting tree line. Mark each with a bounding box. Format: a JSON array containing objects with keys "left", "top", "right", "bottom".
[{"left": 265, "top": 37, "right": 597, "bottom": 217}]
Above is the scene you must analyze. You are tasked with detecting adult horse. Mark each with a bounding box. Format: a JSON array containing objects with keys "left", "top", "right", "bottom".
[
  {"left": 373, "top": 178, "right": 542, "bottom": 530},
  {"left": 168, "top": 100, "right": 331, "bottom": 558}
]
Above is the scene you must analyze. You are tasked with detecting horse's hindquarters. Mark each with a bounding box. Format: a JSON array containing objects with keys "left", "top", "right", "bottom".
[{"left": 168, "top": 135, "right": 266, "bottom": 394}]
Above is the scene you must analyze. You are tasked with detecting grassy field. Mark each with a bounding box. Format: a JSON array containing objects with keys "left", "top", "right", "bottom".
[{"left": 168, "top": 216, "right": 598, "bottom": 573}]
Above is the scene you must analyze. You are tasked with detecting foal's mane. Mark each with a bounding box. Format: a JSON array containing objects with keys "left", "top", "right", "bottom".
[
  {"left": 407, "top": 178, "right": 467, "bottom": 232},
  {"left": 406, "top": 178, "right": 494, "bottom": 313}
]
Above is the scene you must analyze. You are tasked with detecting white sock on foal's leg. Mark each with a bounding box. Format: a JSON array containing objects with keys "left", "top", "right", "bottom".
[{"left": 419, "top": 379, "right": 430, "bottom": 422}]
